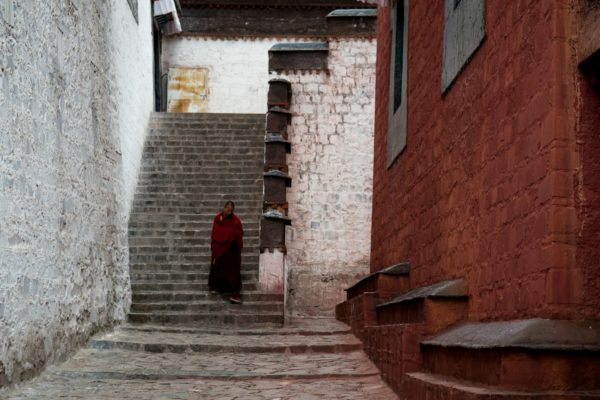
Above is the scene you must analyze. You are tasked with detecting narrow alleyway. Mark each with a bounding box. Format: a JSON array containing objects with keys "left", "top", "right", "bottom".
[{"left": 2, "top": 319, "right": 397, "bottom": 399}]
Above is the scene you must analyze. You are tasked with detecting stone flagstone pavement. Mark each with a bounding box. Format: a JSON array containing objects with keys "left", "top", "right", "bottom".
[{"left": 1, "top": 319, "right": 398, "bottom": 399}]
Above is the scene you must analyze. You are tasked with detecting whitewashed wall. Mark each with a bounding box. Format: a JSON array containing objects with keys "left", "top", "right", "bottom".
[
  {"left": 278, "top": 39, "right": 377, "bottom": 317},
  {"left": 0, "top": 0, "right": 153, "bottom": 386},
  {"left": 161, "top": 37, "right": 309, "bottom": 114}
]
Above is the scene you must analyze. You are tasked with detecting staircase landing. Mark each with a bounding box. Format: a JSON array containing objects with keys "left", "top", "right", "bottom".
[{"left": 1, "top": 319, "right": 399, "bottom": 399}]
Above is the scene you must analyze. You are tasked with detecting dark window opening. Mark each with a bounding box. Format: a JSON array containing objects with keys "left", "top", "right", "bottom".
[
  {"left": 393, "top": 1, "right": 404, "bottom": 112},
  {"left": 454, "top": 0, "right": 462, "bottom": 9}
]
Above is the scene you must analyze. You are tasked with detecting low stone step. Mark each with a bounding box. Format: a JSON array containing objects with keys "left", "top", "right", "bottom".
[
  {"left": 128, "top": 214, "right": 261, "bottom": 223},
  {"left": 118, "top": 318, "right": 352, "bottom": 336},
  {"left": 421, "top": 319, "right": 600, "bottom": 392},
  {"left": 128, "top": 233, "right": 258, "bottom": 246},
  {"left": 129, "top": 254, "right": 260, "bottom": 265},
  {"left": 140, "top": 160, "right": 263, "bottom": 167},
  {"left": 404, "top": 372, "right": 600, "bottom": 399},
  {"left": 144, "top": 143, "right": 264, "bottom": 151},
  {"left": 91, "top": 329, "right": 360, "bottom": 354},
  {"left": 137, "top": 172, "right": 262, "bottom": 180},
  {"left": 48, "top": 347, "right": 381, "bottom": 381},
  {"left": 127, "top": 311, "right": 284, "bottom": 325},
  {"left": 132, "top": 291, "right": 282, "bottom": 303},
  {"left": 129, "top": 263, "right": 260, "bottom": 274},
  {"left": 128, "top": 221, "right": 260, "bottom": 230},
  {"left": 130, "top": 271, "right": 258, "bottom": 282},
  {"left": 140, "top": 166, "right": 264, "bottom": 173},
  {"left": 129, "top": 301, "right": 284, "bottom": 313},
  {"left": 130, "top": 282, "right": 258, "bottom": 292}
]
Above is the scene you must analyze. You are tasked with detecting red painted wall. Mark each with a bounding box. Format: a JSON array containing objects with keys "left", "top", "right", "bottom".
[{"left": 371, "top": 0, "right": 599, "bottom": 321}]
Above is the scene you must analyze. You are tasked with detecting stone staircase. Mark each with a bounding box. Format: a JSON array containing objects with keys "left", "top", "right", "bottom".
[{"left": 128, "top": 112, "right": 284, "bottom": 326}]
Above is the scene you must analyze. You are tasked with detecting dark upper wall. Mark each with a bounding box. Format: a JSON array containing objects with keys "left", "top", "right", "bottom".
[{"left": 178, "top": 0, "right": 375, "bottom": 38}]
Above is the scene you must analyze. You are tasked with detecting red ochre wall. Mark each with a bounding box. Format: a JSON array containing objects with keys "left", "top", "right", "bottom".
[{"left": 371, "top": 0, "right": 600, "bottom": 321}]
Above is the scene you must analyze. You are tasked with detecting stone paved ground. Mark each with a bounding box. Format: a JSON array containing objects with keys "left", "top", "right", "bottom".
[{"left": 1, "top": 319, "right": 398, "bottom": 399}]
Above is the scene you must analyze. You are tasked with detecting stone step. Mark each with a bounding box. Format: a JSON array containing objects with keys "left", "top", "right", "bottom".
[
  {"left": 118, "top": 318, "right": 352, "bottom": 335},
  {"left": 143, "top": 146, "right": 265, "bottom": 153},
  {"left": 128, "top": 233, "right": 258, "bottom": 246},
  {"left": 143, "top": 141, "right": 265, "bottom": 149},
  {"left": 130, "top": 271, "right": 258, "bottom": 282},
  {"left": 129, "top": 252, "right": 260, "bottom": 263},
  {"left": 420, "top": 319, "right": 600, "bottom": 393},
  {"left": 132, "top": 291, "right": 282, "bottom": 303},
  {"left": 128, "top": 214, "right": 261, "bottom": 223},
  {"left": 48, "top": 347, "right": 381, "bottom": 381},
  {"left": 137, "top": 172, "right": 262, "bottom": 179},
  {"left": 140, "top": 166, "right": 265, "bottom": 173},
  {"left": 129, "top": 221, "right": 260, "bottom": 229},
  {"left": 147, "top": 132, "right": 265, "bottom": 140},
  {"left": 129, "top": 264, "right": 259, "bottom": 274},
  {"left": 91, "top": 329, "right": 361, "bottom": 354},
  {"left": 130, "top": 282, "right": 258, "bottom": 292},
  {"left": 404, "top": 372, "right": 600, "bottom": 399},
  {"left": 129, "top": 301, "right": 284, "bottom": 314},
  {"left": 140, "top": 160, "right": 263, "bottom": 167},
  {"left": 134, "top": 187, "right": 262, "bottom": 194},
  {"left": 130, "top": 208, "right": 261, "bottom": 215},
  {"left": 127, "top": 311, "right": 284, "bottom": 325},
  {"left": 128, "top": 244, "right": 259, "bottom": 254}
]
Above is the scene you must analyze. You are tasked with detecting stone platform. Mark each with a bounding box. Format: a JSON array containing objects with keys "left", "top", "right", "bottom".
[{"left": 1, "top": 319, "right": 398, "bottom": 399}]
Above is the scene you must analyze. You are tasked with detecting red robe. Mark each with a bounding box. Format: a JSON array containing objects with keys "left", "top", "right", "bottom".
[
  {"left": 210, "top": 212, "right": 244, "bottom": 260},
  {"left": 209, "top": 212, "right": 244, "bottom": 294}
]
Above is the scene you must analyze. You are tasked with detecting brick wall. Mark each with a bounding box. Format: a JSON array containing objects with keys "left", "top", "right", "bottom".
[
  {"left": 0, "top": 0, "right": 153, "bottom": 386},
  {"left": 371, "top": 0, "right": 597, "bottom": 321},
  {"left": 277, "top": 38, "right": 377, "bottom": 317}
]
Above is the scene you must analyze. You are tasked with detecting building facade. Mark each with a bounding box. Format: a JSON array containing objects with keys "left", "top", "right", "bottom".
[{"left": 338, "top": 0, "right": 600, "bottom": 397}]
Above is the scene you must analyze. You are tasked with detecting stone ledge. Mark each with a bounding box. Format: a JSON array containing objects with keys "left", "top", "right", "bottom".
[
  {"left": 422, "top": 319, "right": 600, "bottom": 352},
  {"left": 269, "top": 42, "right": 329, "bottom": 72},
  {"left": 377, "top": 278, "right": 468, "bottom": 308}
]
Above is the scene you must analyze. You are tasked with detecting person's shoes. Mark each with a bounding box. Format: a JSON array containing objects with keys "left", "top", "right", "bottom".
[{"left": 229, "top": 295, "right": 242, "bottom": 304}]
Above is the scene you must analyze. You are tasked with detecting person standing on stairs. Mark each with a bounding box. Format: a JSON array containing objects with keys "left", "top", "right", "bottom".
[{"left": 209, "top": 201, "right": 244, "bottom": 304}]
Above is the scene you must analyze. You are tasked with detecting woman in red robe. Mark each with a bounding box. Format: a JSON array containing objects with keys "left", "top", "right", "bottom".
[{"left": 208, "top": 201, "right": 244, "bottom": 304}]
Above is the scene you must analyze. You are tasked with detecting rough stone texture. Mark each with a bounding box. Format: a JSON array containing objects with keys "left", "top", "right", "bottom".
[
  {"left": 1, "top": 319, "right": 398, "bottom": 399},
  {"left": 370, "top": 0, "right": 599, "bottom": 321},
  {"left": 161, "top": 37, "right": 311, "bottom": 114},
  {"left": 277, "top": 38, "right": 377, "bottom": 317},
  {"left": 0, "top": 0, "right": 153, "bottom": 387},
  {"left": 259, "top": 250, "right": 286, "bottom": 294}
]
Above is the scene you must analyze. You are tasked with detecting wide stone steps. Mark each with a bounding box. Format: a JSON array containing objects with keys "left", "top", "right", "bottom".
[
  {"left": 128, "top": 233, "right": 258, "bottom": 246},
  {"left": 91, "top": 329, "right": 361, "bottom": 354},
  {"left": 129, "top": 301, "right": 284, "bottom": 314},
  {"left": 132, "top": 291, "right": 282, "bottom": 303},
  {"left": 128, "top": 112, "right": 279, "bottom": 328},
  {"left": 131, "top": 282, "right": 258, "bottom": 292},
  {"left": 129, "top": 255, "right": 259, "bottom": 265},
  {"left": 130, "top": 271, "right": 258, "bottom": 282},
  {"left": 128, "top": 311, "right": 284, "bottom": 325}
]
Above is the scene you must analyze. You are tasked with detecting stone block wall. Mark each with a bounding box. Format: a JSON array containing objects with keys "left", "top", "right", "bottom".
[
  {"left": 371, "top": 0, "right": 600, "bottom": 321},
  {"left": 276, "top": 39, "right": 377, "bottom": 317},
  {"left": 0, "top": 0, "right": 153, "bottom": 386}
]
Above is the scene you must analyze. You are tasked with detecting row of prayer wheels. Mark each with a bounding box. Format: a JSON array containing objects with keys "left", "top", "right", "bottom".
[{"left": 260, "top": 79, "right": 293, "bottom": 252}]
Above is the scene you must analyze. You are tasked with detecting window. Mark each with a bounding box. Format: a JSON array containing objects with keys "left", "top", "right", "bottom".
[
  {"left": 387, "top": 0, "right": 409, "bottom": 167},
  {"left": 441, "top": 0, "right": 485, "bottom": 93}
]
